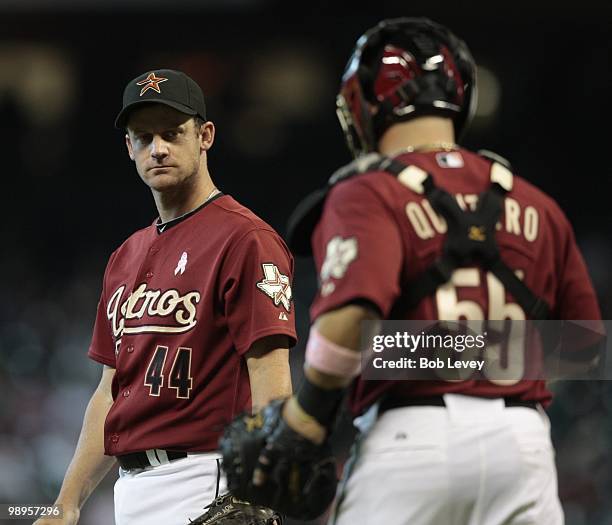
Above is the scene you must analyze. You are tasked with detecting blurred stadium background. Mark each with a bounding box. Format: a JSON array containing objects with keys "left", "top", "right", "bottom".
[{"left": 0, "top": 1, "right": 611, "bottom": 524}]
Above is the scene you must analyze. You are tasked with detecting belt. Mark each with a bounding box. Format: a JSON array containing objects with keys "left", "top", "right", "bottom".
[
  {"left": 379, "top": 395, "right": 538, "bottom": 414},
  {"left": 117, "top": 449, "right": 187, "bottom": 470}
]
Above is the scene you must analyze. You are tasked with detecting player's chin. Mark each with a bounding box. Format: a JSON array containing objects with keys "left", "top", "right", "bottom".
[{"left": 144, "top": 173, "right": 182, "bottom": 191}]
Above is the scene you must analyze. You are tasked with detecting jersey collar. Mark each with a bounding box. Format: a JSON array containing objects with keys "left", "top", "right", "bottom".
[{"left": 155, "top": 191, "right": 224, "bottom": 234}]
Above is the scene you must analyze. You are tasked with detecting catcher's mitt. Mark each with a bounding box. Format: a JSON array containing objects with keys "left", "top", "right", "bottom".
[
  {"left": 219, "top": 399, "right": 337, "bottom": 521},
  {"left": 189, "top": 493, "right": 282, "bottom": 525}
]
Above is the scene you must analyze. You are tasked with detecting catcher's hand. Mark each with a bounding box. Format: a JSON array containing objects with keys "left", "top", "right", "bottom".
[
  {"left": 189, "top": 493, "right": 282, "bottom": 525},
  {"left": 219, "top": 399, "right": 337, "bottom": 521}
]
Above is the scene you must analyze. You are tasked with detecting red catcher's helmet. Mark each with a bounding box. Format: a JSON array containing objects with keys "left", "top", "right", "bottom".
[{"left": 337, "top": 17, "right": 477, "bottom": 157}]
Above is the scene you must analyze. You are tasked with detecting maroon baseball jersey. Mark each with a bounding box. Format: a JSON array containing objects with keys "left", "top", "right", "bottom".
[
  {"left": 310, "top": 148, "right": 601, "bottom": 415},
  {"left": 88, "top": 194, "right": 297, "bottom": 455}
]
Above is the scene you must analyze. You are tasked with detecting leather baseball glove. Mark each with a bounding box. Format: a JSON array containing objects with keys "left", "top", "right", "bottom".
[
  {"left": 189, "top": 493, "right": 282, "bottom": 525},
  {"left": 219, "top": 399, "right": 337, "bottom": 521}
]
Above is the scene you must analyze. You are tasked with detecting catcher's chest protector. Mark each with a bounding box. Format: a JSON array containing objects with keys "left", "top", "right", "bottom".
[{"left": 287, "top": 152, "right": 549, "bottom": 320}]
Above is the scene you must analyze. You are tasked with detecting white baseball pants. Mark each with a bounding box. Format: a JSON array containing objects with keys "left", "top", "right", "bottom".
[
  {"left": 332, "top": 394, "right": 564, "bottom": 525},
  {"left": 114, "top": 451, "right": 226, "bottom": 525}
]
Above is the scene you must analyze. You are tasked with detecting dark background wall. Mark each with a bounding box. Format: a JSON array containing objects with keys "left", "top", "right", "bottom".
[{"left": 0, "top": 2, "right": 611, "bottom": 524}]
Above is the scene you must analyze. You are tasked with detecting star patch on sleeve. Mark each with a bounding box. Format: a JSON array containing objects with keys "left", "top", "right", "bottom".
[
  {"left": 256, "top": 263, "right": 292, "bottom": 312},
  {"left": 320, "top": 236, "right": 358, "bottom": 282}
]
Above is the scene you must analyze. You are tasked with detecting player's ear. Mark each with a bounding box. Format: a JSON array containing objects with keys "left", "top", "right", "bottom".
[
  {"left": 125, "top": 133, "right": 135, "bottom": 161},
  {"left": 200, "top": 121, "right": 215, "bottom": 152}
]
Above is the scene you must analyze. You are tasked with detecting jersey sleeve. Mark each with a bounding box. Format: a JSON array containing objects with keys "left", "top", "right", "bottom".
[
  {"left": 222, "top": 228, "right": 298, "bottom": 355},
  {"left": 547, "top": 209, "right": 603, "bottom": 363},
  {"left": 88, "top": 252, "right": 118, "bottom": 367},
  {"left": 310, "top": 176, "right": 403, "bottom": 320},
  {"left": 554, "top": 213, "right": 601, "bottom": 321}
]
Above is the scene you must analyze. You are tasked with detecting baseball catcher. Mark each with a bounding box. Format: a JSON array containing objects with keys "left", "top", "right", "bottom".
[{"left": 220, "top": 16, "right": 602, "bottom": 525}]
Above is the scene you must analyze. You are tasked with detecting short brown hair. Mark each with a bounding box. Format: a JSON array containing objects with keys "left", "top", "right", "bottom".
[{"left": 193, "top": 116, "right": 206, "bottom": 134}]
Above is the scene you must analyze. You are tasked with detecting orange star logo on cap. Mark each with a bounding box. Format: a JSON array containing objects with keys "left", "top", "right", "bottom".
[{"left": 136, "top": 72, "right": 169, "bottom": 96}]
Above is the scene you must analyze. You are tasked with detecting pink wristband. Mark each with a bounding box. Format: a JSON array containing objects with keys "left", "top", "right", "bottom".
[{"left": 305, "top": 327, "right": 362, "bottom": 378}]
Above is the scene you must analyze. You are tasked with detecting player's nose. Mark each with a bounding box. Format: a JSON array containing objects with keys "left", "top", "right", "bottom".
[{"left": 150, "top": 135, "right": 169, "bottom": 159}]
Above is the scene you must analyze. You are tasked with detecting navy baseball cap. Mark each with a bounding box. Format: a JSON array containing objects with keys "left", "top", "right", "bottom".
[{"left": 115, "top": 69, "right": 207, "bottom": 129}]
